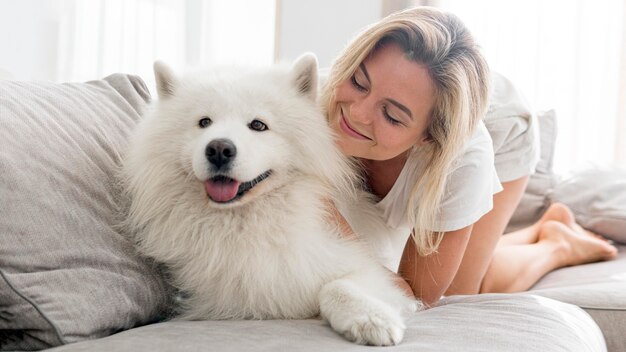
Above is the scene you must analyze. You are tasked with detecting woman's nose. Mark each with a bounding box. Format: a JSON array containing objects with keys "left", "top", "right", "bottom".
[{"left": 349, "top": 97, "right": 374, "bottom": 125}]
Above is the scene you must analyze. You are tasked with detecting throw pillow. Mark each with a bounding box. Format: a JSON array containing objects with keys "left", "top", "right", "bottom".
[
  {"left": 548, "top": 168, "right": 626, "bottom": 244},
  {"left": 0, "top": 74, "right": 169, "bottom": 350}
]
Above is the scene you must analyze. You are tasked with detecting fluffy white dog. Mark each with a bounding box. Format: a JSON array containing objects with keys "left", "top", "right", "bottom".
[{"left": 121, "top": 54, "right": 419, "bottom": 346}]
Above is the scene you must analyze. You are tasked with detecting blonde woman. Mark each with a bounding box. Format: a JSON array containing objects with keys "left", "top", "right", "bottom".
[{"left": 322, "top": 7, "right": 618, "bottom": 307}]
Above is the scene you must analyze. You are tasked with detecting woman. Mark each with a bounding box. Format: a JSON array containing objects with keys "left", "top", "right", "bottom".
[{"left": 321, "top": 7, "right": 617, "bottom": 307}]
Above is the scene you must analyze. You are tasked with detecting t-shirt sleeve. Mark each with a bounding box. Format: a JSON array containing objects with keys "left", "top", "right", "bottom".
[
  {"left": 432, "top": 123, "right": 503, "bottom": 232},
  {"left": 485, "top": 72, "right": 540, "bottom": 182}
]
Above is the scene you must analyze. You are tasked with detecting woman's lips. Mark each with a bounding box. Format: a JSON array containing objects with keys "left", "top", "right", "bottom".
[{"left": 339, "top": 109, "right": 370, "bottom": 140}]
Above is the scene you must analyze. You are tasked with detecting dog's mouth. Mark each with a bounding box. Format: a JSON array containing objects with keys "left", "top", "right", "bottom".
[{"left": 204, "top": 170, "right": 272, "bottom": 203}]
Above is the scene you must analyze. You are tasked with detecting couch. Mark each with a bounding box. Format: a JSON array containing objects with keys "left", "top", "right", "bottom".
[{"left": 0, "top": 73, "right": 624, "bottom": 352}]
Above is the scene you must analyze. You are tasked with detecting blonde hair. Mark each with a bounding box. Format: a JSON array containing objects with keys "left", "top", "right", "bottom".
[{"left": 320, "top": 7, "right": 491, "bottom": 256}]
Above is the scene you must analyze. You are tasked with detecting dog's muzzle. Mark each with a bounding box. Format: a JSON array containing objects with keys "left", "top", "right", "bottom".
[{"left": 205, "top": 170, "right": 272, "bottom": 203}]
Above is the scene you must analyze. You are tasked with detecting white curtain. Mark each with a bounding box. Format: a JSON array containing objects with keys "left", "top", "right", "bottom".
[
  {"left": 424, "top": 0, "right": 626, "bottom": 174},
  {"left": 5, "top": 0, "right": 623, "bottom": 173},
  {"left": 56, "top": 0, "right": 276, "bottom": 95}
]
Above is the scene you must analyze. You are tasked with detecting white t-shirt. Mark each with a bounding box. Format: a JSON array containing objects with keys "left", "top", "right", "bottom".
[
  {"left": 338, "top": 72, "right": 539, "bottom": 271},
  {"left": 377, "top": 121, "right": 502, "bottom": 233}
]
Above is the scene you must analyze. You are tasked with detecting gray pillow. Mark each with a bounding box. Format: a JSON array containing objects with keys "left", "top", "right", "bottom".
[
  {"left": 548, "top": 168, "right": 626, "bottom": 244},
  {"left": 0, "top": 74, "right": 169, "bottom": 350}
]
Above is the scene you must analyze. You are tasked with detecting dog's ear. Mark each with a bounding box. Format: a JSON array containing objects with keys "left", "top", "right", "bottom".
[
  {"left": 153, "top": 61, "right": 178, "bottom": 100},
  {"left": 291, "top": 53, "right": 318, "bottom": 101}
]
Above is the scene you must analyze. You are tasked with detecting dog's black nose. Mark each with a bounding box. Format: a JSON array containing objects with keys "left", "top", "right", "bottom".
[{"left": 206, "top": 139, "right": 237, "bottom": 169}]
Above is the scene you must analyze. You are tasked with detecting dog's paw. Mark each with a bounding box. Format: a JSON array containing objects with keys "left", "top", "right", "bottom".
[
  {"left": 339, "top": 307, "right": 406, "bottom": 346},
  {"left": 320, "top": 278, "right": 408, "bottom": 346}
]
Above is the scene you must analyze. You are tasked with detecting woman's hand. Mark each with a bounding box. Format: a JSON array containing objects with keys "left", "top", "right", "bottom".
[
  {"left": 388, "top": 269, "right": 416, "bottom": 298},
  {"left": 323, "top": 198, "right": 357, "bottom": 240}
]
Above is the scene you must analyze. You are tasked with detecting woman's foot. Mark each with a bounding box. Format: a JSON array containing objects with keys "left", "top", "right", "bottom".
[
  {"left": 500, "top": 203, "right": 585, "bottom": 246},
  {"left": 538, "top": 202, "right": 577, "bottom": 227},
  {"left": 538, "top": 219, "right": 618, "bottom": 267},
  {"left": 541, "top": 202, "right": 615, "bottom": 243}
]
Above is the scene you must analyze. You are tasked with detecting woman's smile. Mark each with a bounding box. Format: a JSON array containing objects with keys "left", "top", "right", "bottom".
[{"left": 339, "top": 107, "right": 371, "bottom": 140}]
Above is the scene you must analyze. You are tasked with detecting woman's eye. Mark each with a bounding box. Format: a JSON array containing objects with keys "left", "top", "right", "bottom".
[
  {"left": 382, "top": 106, "right": 401, "bottom": 126},
  {"left": 350, "top": 75, "right": 368, "bottom": 92},
  {"left": 198, "top": 117, "right": 212, "bottom": 128},
  {"left": 249, "top": 119, "right": 268, "bottom": 132}
]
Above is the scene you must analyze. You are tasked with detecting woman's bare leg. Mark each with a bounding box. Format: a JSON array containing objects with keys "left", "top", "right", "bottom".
[
  {"left": 446, "top": 174, "right": 618, "bottom": 296},
  {"left": 480, "top": 205, "right": 618, "bottom": 293}
]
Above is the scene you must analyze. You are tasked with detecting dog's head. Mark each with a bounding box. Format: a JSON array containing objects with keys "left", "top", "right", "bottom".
[{"left": 134, "top": 54, "right": 354, "bottom": 209}]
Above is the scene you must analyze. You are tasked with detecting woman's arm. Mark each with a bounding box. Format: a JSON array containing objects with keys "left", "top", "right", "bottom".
[
  {"left": 445, "top": 176, "right": 529, "bottom": 295},
  {"left": 397, "top": 225, "right": 473, "bottom": 307}
]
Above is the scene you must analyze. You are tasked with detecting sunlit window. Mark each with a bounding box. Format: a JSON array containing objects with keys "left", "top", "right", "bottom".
[{"left": 432, "top": 0, "right": 625, "bottom": 173}]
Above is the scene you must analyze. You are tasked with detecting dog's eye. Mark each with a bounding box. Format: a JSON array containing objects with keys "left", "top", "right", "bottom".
[
  {"left": 198, "top": 117, "right": 212, "bottom": 128},
  {"left": 249, "top": 119, "right": 268, "bottom": 132}
]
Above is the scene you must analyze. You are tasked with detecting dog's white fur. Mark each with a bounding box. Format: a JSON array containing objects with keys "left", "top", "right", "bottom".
[{"left": 121, "top": 54, "right": 419, "bottom": 346}]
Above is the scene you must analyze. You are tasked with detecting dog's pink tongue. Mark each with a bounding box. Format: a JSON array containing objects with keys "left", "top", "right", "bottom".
[{"left": 205, "top": 179, "right": 241, "bottom": 202}]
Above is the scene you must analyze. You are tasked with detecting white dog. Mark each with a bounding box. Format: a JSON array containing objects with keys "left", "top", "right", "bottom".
[{"left": 121, "top": 54, "right": 418, "bottom": 346}]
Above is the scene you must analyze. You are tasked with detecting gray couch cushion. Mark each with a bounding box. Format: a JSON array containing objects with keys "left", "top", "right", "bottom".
[
  {"left": 0, "top": 75, "right": 169, "bottom": 350},
  {"left": 528, "top": 245, "right": 626, "bottom": 352},
  {"left": 45, "top": 294, "right": 605, "bottom": 352}
]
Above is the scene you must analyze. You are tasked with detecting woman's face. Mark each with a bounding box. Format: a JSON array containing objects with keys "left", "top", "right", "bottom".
[{"left": 330, "top": 42, "right": 436, "bottom": 161}]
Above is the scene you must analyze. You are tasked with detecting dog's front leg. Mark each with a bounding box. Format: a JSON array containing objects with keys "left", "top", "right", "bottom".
[{"left": 319, "top": 274, "right": 407, "bottom": 346}]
